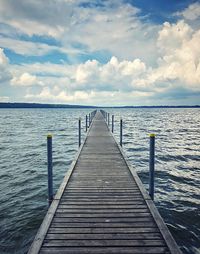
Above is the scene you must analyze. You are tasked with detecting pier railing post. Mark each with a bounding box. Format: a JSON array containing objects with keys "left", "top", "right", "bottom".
[
  {"left": 78, "top": 118, "right": 81, "bottom": 147},
  {"left": 108, "top": 113, "right": 110, "bottom": 126},
  {"left": 86, "top": 115, "right": 88, "bottom": 132},
  {"left": 112, "top": 115, "right": 114, "bottom": 133},
  {"left": 47, "top": 134, "right": 53, "bottom": 206},
  {"left": 149, "top": 134, "right": 155, "bottom": 200},
  {"left": 89, "top": 113, "right": 91, "bottom": 126},
  {"left": 120, "top": 118, "right": 123, "bottom": 146}
]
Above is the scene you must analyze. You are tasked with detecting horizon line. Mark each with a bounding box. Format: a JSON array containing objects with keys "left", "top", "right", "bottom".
[{"left": 0, "top": 102, "right": 199, "bottom": 108}]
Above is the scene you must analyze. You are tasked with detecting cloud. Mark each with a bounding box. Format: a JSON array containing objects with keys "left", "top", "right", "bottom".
[
  {"left": 155, "top": 20, "right": 200, "bottom": 89},
  {"left": 0, "top": 96, "right": 9, "bottom": 102},
  {"left": 0, "top": 47, "right": 9, "bottom": 65},
  {"left": 25, "top": 87, "right": 91, "bottom": 103},
  {"left": 0, "top": 36, "right": 81, "bottom": 56},
  {"left": 11, "top": 72, "right": 44, "bottom": 87},
  {"left": 62, "top": 1, "right": 159, "bottom": 63},
  {"left": 0, "top": 0, "right": 77, "bottom": 37},
  {"left": 24, "top": 86, "right": 152, "bottom": 106},
  {"left": 176, "top": 2, "right": 200, "bottom": 21},
  {"left": 0, "top": 47, "right": 12, "bottom": 83},
  {"left": 0, "top": 0, "right": 158, "bottom": 63},
  {"left": 0, "top": 1, "right": 200, "bottom": 105},
  {"left": 74, "top": 57, "right": 147, "bottom": 92},
  {"left": 8, "top": 43, "right": 200, "bottom": 104}
]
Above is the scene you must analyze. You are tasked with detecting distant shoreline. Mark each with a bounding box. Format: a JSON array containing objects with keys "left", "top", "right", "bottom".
[{"left": 0, "top": 102, "right": 199, "bottom": 108}]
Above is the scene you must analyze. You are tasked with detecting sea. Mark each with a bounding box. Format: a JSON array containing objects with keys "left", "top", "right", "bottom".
[{"left": 0, "top": 108, "right": 199, "bottom": 254}]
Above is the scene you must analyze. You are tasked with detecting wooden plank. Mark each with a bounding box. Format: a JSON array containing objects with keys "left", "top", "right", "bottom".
[
  {"left": 40, "top": 246, "right": 169, "bottom": 254},
  {"left": 27, "top": 120, "right": 95, "bottom": 254},
  {"left": 111, "top": 131, "right": 182, "bottom": 254},
  {"left": 60, "top": 197, "right": 145, "bottom": 201},
  {"left": 55, "top": 212, "right": 151, "bottom": 218},
  {"left": 53, "top": 217, "right": 153, "bottom": 223},
  {"left": 58, "top": 204, "right": 147, "bottom": 209},
  {"left": 29, "top": 111, "right": 181, "bottom": 254},
  {"left": 42, "top": 239, "right": 165, "bottom": 247},
  {"left": 50, "top": 222, "right": 157, "bottom": 228},
  {"left": 45, "top": 232, "right": 162, "bottom": 240},
  {"left": 64, "top": 190, "right": 140, "bottom": 193},
  {"left": 48, "top": 227, "right": 160, "bottom": 234},
  {"left": 59, "top": 201, "right": 146, "bottom": 205},
  {"left": 61, "top": 194, "right": 143, "bottom": 198},
  {"left": 109, "top": 121, "right": 182, "bottom": 254},
  {"left": 56, "top": 208, "right": 150, "bottom": 213}
]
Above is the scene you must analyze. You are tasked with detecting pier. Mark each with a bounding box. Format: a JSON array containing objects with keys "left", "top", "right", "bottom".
[{"left": 28, "top": 110, "right": 181, "bottom": 254}]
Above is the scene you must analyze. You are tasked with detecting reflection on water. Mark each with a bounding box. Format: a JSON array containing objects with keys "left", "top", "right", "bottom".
[{"left": 0, "top": 108, "right": 199, "bottom": 254}]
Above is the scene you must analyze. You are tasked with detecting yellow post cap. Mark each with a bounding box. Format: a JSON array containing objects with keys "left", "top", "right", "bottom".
[
  {"left": 149, "top": 133, "right": 156, "bottom": 137},
  {"left": 47, "top": 134, "right": 52, "bottom": 138}
]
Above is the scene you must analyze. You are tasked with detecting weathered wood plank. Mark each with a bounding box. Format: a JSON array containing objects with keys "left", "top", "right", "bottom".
[
  {"left": 55, "top": 212, "right": 152, "bottom": 218},
  {"left": 64, "top": 190, "right": 140, "bottom": 194},
  {"left": 61, "top": 194, "right": 143, "bottom": 198},
  {"left": 50, "top": 222, "right": 157, "bottom": 228},
  {"left": 58, "top": 204, "right": 147, "bottom": 209},
  {"left": 28, "top": 111, "right": 181, "bottom": 254},
  {"left": 59, "top": 201, "right": 146, "bottom": 205},
  {"left": 53, "top": 217, "right": 153, "bottom": 223},
  {"left": 42, "top": 239, "right": 165, "bottom": 247},
  {"left": 48, "top": 227, "right": 161, "bottom": 234},
  {"left": 45, "top": 232, "right": 162, "bottom": 240},
  {"left": 40, "top": 246, "right": 169, "bottom": 254},
  {"left": 60, "top": 197, "right": 145, "bottom": 201},
  {"left": 56, "top": 208, "right": 150, "bottom": 213}
]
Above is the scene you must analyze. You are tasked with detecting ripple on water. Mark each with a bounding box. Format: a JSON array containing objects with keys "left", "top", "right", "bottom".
[{"left": 0, "top": 108, "right": 200, "bottom": 254}]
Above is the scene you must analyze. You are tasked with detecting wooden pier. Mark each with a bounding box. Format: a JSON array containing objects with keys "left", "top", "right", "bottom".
[{"left": 29, "top": 111, "right": 181, "bottom": 254}]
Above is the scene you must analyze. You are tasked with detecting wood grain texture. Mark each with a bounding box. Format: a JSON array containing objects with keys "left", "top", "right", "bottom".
[{"left": 29, "top": 111, "right": 181, "bottom": 254}]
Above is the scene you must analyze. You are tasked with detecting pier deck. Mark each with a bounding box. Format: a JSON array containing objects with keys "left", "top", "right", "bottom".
[{"left": 29, "top": 111, "right": 181, "bottom": 254}]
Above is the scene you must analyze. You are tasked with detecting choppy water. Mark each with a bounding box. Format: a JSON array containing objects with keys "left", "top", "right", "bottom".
[{"left": 0, "top": 108, "right": 199, "bottom": 254}]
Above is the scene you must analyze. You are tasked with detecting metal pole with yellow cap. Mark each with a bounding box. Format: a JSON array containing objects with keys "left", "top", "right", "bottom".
[
  {"left": 89, "top": 113, "right": 91, "bottom": 126},
  {"left": 86, "top": 115, "right": 88, "bottom": 132},
  {"left": 120, "top": 118, "right": 123, "bottom": 146},
  {"left": 78, "top": 118, "right": 81, "bottom": 147},
  {"left": 112, "top": 115, "right": 114, "bottom": 133},
  {"left": 47, "top": 134, "right": 53, "bottom": 206},
  {"left": 149, "top": 133, "right": 155, "bottom": 200}
]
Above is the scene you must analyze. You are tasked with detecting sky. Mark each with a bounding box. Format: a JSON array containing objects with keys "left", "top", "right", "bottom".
[{"left": 0, "top": 0, "right": 200, "bottom": 106}]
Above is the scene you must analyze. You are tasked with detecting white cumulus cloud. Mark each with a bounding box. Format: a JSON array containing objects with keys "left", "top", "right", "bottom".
[
  {"left": 155, "top": 20, "right": 200, "bottom": 89},
  {"left": 0, "top": 47, "right": 12, "bottom": 83},
  {"left": 176, "top": 2, "right": 200, "bottom": 21},
  {"left": 0, "top": 1, "right": 200, "bottom": 105},
  {"left": 11, "top": 72, "right": 43, "bottom": 87}
]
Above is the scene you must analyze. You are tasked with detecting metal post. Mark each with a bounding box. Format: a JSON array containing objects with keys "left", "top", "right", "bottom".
[
  {"left": 47, "top": 134, "right": 53, "bottom": 206},
  {"left": 120, "top": 118, "right": 122, "bottom": 146},
  {"left": 108, "top": 113, "right": 110, "bottom": 126},
  {"left": 149, "top": 134, "right": 155, "bottom": 200},
  {"left": 89, "top": 113, "right": 91, "bottom": 126},
  {"left": 106, "top": 112, "right": 107, "bottom": 123},
  {"left": 78, "top": 118, "right": 81, "bottom": 147},
  {"left": 86, "top": 115, "right": 88, "bottom": 132},
  {"left": 112, "top": 115, "right": 114, "bottom": 133}
]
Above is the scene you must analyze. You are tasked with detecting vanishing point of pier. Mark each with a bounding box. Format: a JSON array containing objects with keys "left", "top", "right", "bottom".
[{"left": 28, "top": 110, "right": 181, "bottom": 254}]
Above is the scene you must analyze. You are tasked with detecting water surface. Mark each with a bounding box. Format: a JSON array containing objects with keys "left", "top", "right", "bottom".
[{"left": 0, "top": 108, "right": 199, "bottom": 254}]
